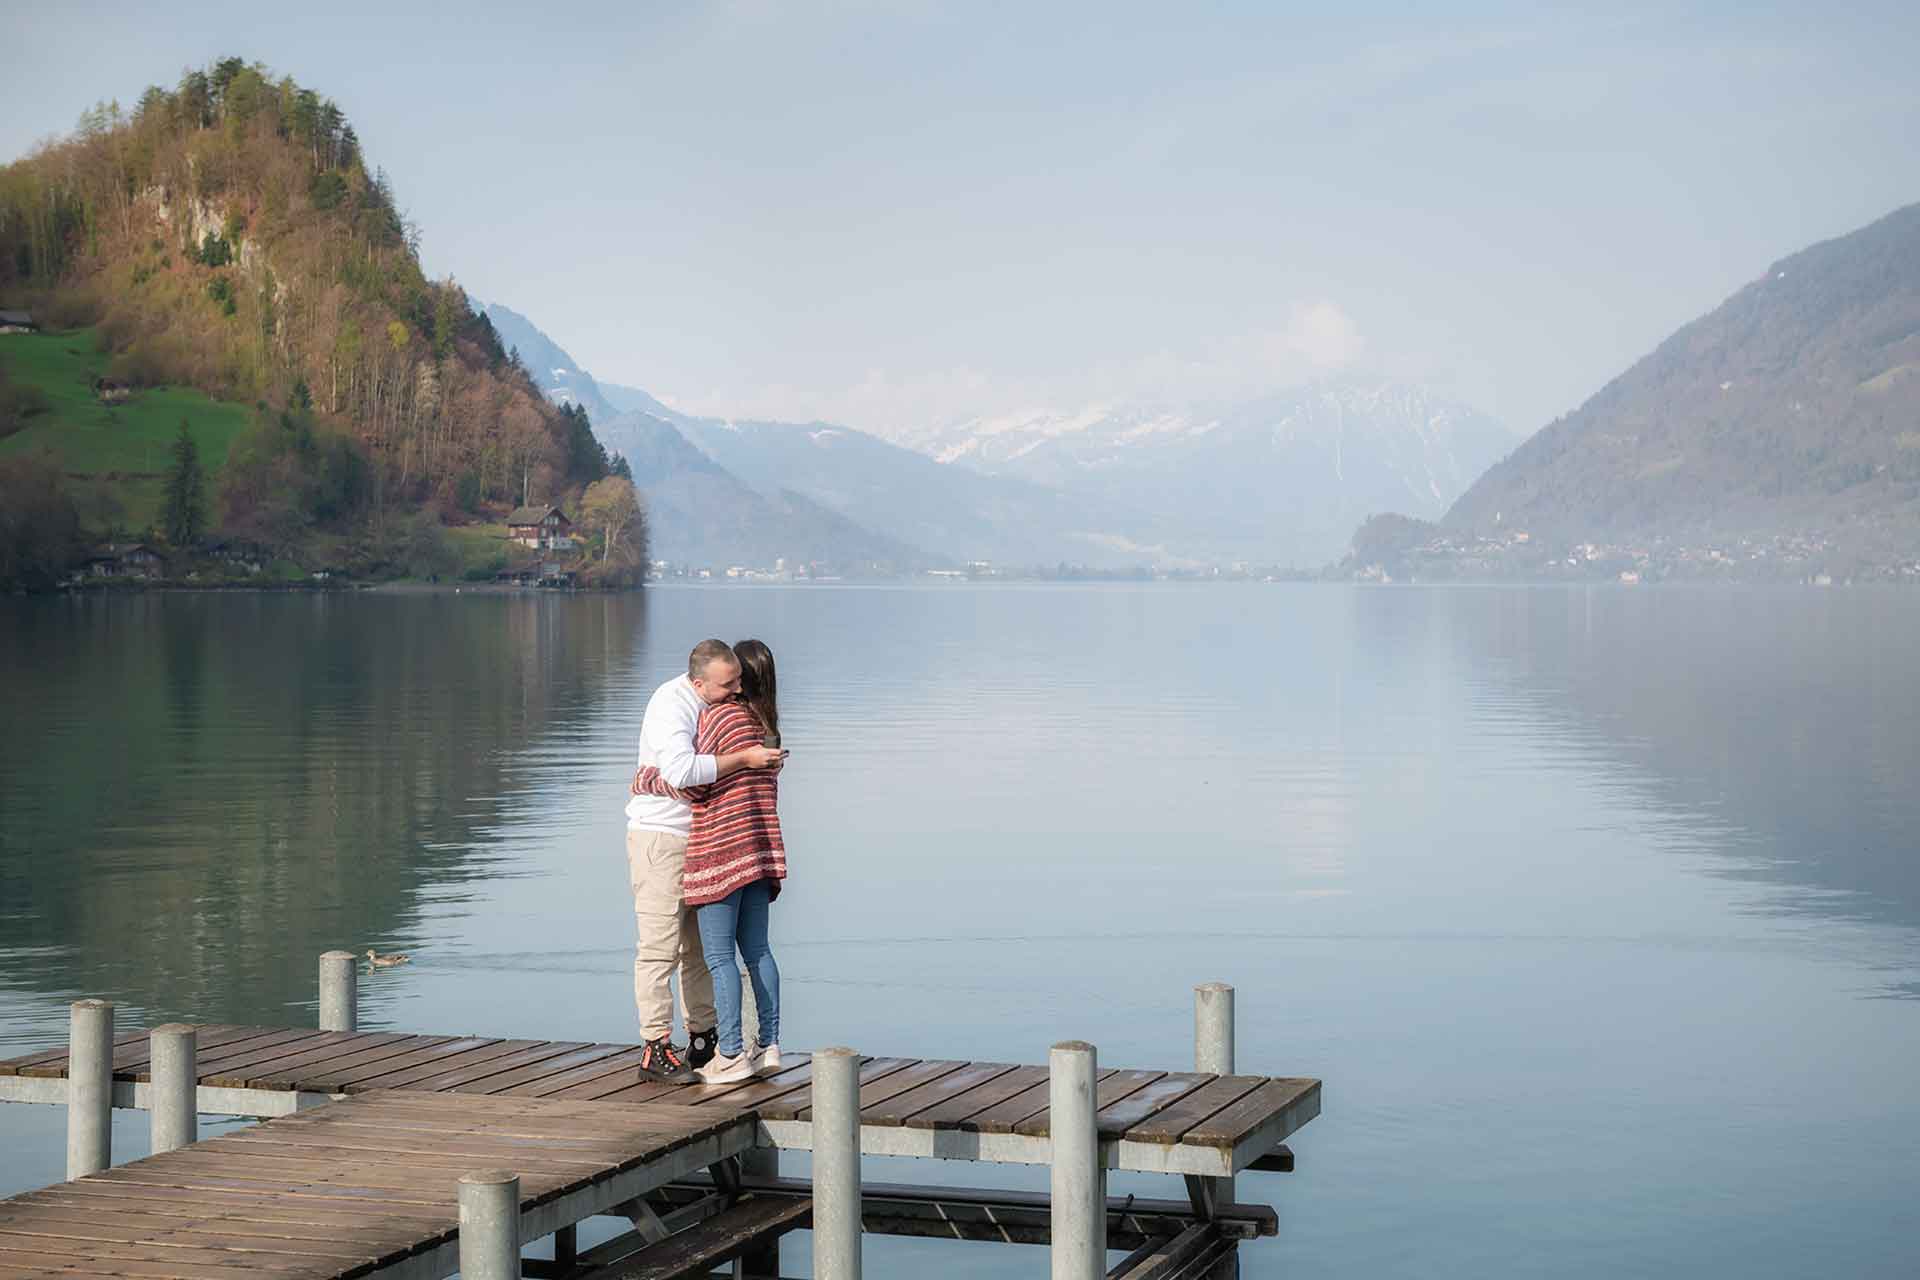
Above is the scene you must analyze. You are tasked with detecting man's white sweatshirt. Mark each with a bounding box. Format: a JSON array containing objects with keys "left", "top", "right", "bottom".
[{"left": 625, "top": 675, "right": 718, "bottom": 835}]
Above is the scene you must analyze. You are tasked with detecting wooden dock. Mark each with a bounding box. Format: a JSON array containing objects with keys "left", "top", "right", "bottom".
[
  {"left": 0, "top": 1091, "right": 755, "bottom": 1279},
  {"left": 0, "top": 1026, "right": 1318, "bottom": 1178},
  {"left": 0, "top": 975, "right": 1319, "bottom": 1279}
]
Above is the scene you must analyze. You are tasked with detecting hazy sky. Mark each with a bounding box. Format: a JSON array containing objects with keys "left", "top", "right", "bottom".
[{"left": 6, "top": 2, "right": 1918, "bottom": 436}]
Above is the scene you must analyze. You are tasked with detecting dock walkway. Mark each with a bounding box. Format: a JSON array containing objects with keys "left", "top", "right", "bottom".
[
  {"left": 0, "top": 1025, "right": 1319, "bottom": 1177},
  {"left": 0, "top": 1090, "right": 755, "bottom": 1279}
]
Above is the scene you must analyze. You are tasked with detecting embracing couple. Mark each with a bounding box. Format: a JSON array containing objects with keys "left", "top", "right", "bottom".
[{"left": 625, "top": 638, "right": 789, "bottom": 1085}]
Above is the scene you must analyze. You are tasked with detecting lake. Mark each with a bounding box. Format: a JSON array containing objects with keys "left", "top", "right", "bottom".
[{"left": 1, "top": 584, "right": 1916, "bottom": 1277}]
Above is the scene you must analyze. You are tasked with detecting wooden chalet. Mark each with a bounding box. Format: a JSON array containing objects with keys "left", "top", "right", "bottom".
[{"left": 506, "top": 503, "right": 573, "bottom": 550}]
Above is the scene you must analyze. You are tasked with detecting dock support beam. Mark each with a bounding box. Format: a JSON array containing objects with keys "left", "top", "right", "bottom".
[
  {"left": 458, "top": 1170, "right": 521, "bottom": 1280},
  {"left": 318, "top": 950, "right": 357, "bottom": 1032},
  {"left": 1050, "top": 1039, "right": 1105, "bottom": 1280},
  {"left": 812, "top": 1046, "right": 863, "bottom": 1280},
  {"left": 1195, "top": 982, "right": 1236, "bottom": 1206},
  {"left": 66, "top": 999, "right": 112, "bottom": 1179},
  {"left": 738, "top": 1147, "right": 782, "bottom": 1277},
  {"left": 149, "top": 1024, "right": 197, "bottom": 1153}
]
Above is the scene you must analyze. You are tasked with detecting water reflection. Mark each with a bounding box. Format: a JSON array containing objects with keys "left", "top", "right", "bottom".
[
  {"left": 1423, "top": 587, "right": 1920, "bottom": 942},
  {"left": 0, "top": 591, "right": 650, "bottom": 1041}
]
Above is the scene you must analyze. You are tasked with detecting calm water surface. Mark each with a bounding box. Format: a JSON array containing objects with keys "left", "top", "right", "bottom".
[{"left": 1, "top": 585, "right": 1916, "bottom": 1277}]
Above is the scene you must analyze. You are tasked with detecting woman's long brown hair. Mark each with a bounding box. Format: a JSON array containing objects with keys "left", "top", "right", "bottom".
[{"left": 733, "top": 638, "right": 780, "bottom": 746}]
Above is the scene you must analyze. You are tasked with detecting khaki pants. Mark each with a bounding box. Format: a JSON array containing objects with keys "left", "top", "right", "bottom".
[{"left": 627, "top": 828, "right": 716, "bottom": 1043}]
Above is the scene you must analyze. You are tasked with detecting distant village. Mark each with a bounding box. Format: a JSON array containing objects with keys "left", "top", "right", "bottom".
[{"left": 1340, "top": 525, "right": 1920, "bottom": 585}]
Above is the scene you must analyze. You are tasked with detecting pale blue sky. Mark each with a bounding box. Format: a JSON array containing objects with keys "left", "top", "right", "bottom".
[{"left": 5, "top": 2, "right": 1918, "bottom": 435}]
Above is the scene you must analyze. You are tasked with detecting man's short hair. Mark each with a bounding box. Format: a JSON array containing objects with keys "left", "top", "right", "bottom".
[{"left": 688, "top": 639, "right": 737, "bottom": 682}]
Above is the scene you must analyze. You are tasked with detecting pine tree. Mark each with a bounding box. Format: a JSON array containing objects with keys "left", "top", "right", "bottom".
[{"left": 163, "top": 420, "right": 206, "bottom": 547}]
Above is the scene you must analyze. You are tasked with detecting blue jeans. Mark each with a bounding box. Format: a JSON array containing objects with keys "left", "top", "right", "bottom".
[{"left": 695, "top": 879, "right": 780, "bottom": 1056}]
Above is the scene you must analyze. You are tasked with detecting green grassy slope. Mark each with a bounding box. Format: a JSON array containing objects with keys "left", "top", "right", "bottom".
[{"left": 1, "top": 329, "right": 252, "bottom": 531}]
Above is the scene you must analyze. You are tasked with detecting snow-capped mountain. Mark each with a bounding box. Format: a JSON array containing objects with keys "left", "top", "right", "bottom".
[{"left": 867, "top": 382, "right": 1517, "bottom": 565}]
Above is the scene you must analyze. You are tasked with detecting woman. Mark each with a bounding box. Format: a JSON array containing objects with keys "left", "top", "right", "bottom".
[{"left": 637, "top": 638, "right": 787, "bottom": 1083}]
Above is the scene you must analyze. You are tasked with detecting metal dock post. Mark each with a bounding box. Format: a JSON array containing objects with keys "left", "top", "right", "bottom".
[
  {"left": 318, "top": 950, "right": 357, "bottom": 1031},
  {"left": 1050, "top": 1039, "right": 1104, "bottom": 1280},
  {"left": 813, "top": 1045, "right": 863, "bottom": 1280},
  {"left": 65, "top": 1000, "right": 112, "bottom": 1179},
  {"left": 149, "top": 1023, "right": 197, "bottom": 1153},
  {"left": 458, "top": 1169, "right": 521, "bottom": 1280},
  {"left": 1196, "top": 982, "right": 1236, "bottom": 1205}
]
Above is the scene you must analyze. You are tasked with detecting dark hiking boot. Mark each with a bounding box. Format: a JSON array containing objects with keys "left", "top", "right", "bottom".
[
  {"left": 687, "top": 1027, "right": 718, "bottom": 1070},
  {"left": 637, "top": 1037, "right": 695, "bottom": 1085}
]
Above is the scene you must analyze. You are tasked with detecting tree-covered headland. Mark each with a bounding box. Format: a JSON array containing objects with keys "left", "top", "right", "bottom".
[{"left": 0, "top": 57, "right": 644, "bottom": 588}]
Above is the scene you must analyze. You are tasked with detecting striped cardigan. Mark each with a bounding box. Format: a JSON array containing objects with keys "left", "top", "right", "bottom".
[{"left": 637, "top": 700, "right": 786, "bottom": 908}]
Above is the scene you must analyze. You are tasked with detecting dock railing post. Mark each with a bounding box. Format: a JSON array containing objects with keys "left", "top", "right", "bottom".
[
  {"left": 66, "top": 999, "right": 113, "bottom": 1179},
  {"left": 1050, "top": 1039, "right": 1104, "bottom": 1280},
  {"left": 457, "top": 1170, "right": 521, "bottom": 1280},
  {"left": 812, "top": 1046, "right": 863, "bottom": 1280},
  {"left": 1195, "top": 982, "right": 1236, "bottom": 1205},
  {"left": 318, "top": 950, "right": 357, "bottom": 1032},
  {"left": 149, "top": 1023, "right": 197, "bottom": 1153}
]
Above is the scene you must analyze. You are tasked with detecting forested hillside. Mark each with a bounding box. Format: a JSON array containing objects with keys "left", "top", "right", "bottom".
[{"left": 0, "top": 57, "right": 637, "bottom": 587}]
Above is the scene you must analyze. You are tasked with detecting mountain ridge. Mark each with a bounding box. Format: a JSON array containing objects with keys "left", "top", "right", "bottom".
[{"left": 1446, "top": 202, "right": 1920, "bottom": 550}]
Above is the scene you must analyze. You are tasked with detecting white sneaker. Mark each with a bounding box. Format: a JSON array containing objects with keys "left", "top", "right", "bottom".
[
  {"left": 697, "top": 1049, "right": 753, "bottom": 1084},
  {"left": 751, "top": 1042, "right": 782, "bottom": 1075}
]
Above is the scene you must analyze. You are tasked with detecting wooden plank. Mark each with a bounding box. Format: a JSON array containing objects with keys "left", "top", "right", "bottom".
[
  {"left": 3, "top": 1031, "right": 145, "bottom": 1078},
  {"left": 906, "top": 1064, "right": 1048, "bottom": 1131},
  {"left": 361, "top": 1040, "right": 583, "bottom": 1093},
  {"left": 0, "top": 1233, "right": 337, "bottom": 1278},
  {"left": 197, "top": 1030, "right": 407, "bottom": 1088},
  {"left": 797, "top": 1059, "right": 969, "bottom": 1123},
  {"left": 115, "top": 1026, "right": 301, "bottom": 1078},
  {"left": 212, "top": 1134, "right": 621, "bottom": 1176},
  {"left": 857, "top": 1061, "right": 1017, "bottom": 1128},
  {"left": 4, "top": 1194, "right": 426, "bottom": 1248},
  {"left": 0, "top": 1209, "right": 384, "bottom": 1262},
  {"left": 32, "top": 1181, "right": 449, "bottom": 1227},
  {"left": 1013, "top": 1070, "right": 1164, "bottom": 1138},
  {"left": 961, "top": 1067, "right": 1119, "bottom": 1135},
  {"left": 680, "top": 1055, "right": 814, "bottom": 1110},
  {"left": 90, "top": 1164, "right": 459, "bottom": 1209},
  {"left": 334, "top": 1038, "right": 531, "bottom": 1091},
  {"left": 1179, "top": 1078, "right": 1319, "bottom": 1150},
  {"left": 305, "top": 1092, "right": 729, "bottom": 1138},
  {"left": 1093, "top": 1072, "right": 1214, "bottom": 1138},
  {"left": 220, "top": 1034, "right": 425, "bottom": 1089},
  {"left": 492, "top": 1045, "right": 652, "bottom": 1098},
  {"left": 453, "top": 1043, "right": 632, "bottom": 1095},
  {"left": 257, "top": 1117, "right": 660, "bottom": 1157},
  {"left": 602, "top": 1194, "right": 811, "bottom": 1280},
  {"left": 295, "top": 1036, "right": 490, "bottom": 1090},
  {"left": 181, "top": 1030, "right": 346, "bottom": 1081},
  {"left": 1121, "top": 1075, "right": 1269, "bottom": 1145},
  {"left": 760, "top": 1057, "right": 915, "bottom": 1122}
]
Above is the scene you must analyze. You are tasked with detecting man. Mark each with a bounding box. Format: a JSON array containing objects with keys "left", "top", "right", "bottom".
[{"left": 627, "top": 639, "right": 785, "bottom": 1083}]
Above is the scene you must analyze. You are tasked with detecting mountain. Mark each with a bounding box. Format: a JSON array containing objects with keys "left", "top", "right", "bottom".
[
  {"left": 865, "top": 383, "right": 1516, "bottom": 566},
  {"left": 479, "top": 302, "right": 619, "bottom": 424},
  {"left": 496, "top": 312, "right": 1174, "bottom": 568},
  {"left": 595, "top": 409, "right": 925, "bottom": 569},
  {"left": 670, "top": 417, "right": 1174, "bottom": 569},
  {"left": 1448, "top": 202, "right": 1920, "bottom": 550}
]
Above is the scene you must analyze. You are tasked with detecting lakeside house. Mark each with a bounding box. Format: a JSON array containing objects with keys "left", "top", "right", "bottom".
[
  {"left": 0, "top": 309, "right": 38, "bottom": 334},
  {"left": 80, "top": 543, "right": 163, "bottom": 579},
  {"left": 506, "top": 504, "right": 573, "bottom": 551}
]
